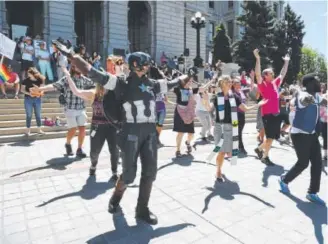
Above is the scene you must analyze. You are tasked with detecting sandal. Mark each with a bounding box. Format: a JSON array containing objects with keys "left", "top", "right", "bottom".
[
  {"left": 14, "top": 95, "right": 19, "bottom": 99},
  {"left": 175, "top": 151, "right": 182, "bottom": 158},
  {"left": 185, "top": 141, "right": 192, "bottom": 154}
]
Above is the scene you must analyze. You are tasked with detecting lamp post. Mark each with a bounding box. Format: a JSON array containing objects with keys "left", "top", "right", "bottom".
[{"left": 191, "top": 12, "right": 206, "bottom": 68}]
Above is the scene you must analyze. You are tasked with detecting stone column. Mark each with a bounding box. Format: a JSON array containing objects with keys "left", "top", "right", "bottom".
[
  {"left": 42, "top": 1, "right": 50, "bottom": 44},
  {"left": 72, "top": 1, "right": 77, "bottom": 46},
  {"left": 100, "top": 1, "right": 109, "bottom": 66},
  {"left": 0, "top": 1, "right": 9, "bottom": 35}
]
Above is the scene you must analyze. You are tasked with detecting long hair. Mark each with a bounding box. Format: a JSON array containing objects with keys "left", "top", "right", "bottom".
[{"left": 95, "top": 83, "right": 106, "bottom": 100}]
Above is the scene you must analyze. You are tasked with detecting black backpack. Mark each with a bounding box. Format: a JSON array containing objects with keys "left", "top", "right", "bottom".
[{"left": 102, "top": 83, "right": 124, "bottom": 130}]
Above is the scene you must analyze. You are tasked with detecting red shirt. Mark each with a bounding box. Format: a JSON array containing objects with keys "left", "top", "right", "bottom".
[
  {"left": 241, "top": 75, "right": 247, "bottom": 85},
  {"left": 258, "top": 76, "right": 282, "bottom": 116},
  {"left": 7, "top": 72, "right": 19, "bottom": 84}
]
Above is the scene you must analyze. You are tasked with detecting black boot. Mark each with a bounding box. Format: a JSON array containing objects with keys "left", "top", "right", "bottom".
[
  {"left": 108, "top": 175, "right": 126, "bottom": 214},
  {"left": 135, "top": 178, "right": 158, "bottom": 225}
]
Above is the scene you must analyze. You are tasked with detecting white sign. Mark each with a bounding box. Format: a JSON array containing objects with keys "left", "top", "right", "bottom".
[
  {"left": 34, "top": 40, "right": 47, "bottom": 56},
  {"left": 208, "top": 52, "right": 212, "bottom": 65},
  {"left": 221, "top": 63, "right": 240, "bottom": 75},
  {"left": 0, "top": 33, "right": 16, "bottom": 60}
]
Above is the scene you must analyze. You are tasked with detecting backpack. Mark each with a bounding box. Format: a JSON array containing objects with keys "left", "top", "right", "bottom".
[{"left": 102, "top": 81, "right": 125, "bottom": 130}]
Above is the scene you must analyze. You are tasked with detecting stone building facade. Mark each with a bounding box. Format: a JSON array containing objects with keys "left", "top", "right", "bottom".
[{"left": 0, "top": 1, "right": 284, "bottom": 66}]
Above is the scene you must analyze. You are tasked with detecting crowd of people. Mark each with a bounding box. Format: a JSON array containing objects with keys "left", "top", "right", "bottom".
[{"left": 1, "top": 34, "right": 327, "bottom": 225}]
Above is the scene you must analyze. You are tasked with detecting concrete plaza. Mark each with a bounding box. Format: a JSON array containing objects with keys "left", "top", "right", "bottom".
[{"left": 0, "top": 123, "right": 327, "bottom": 244}]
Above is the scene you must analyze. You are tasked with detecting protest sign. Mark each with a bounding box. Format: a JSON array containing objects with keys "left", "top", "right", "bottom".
[
  {"left": 0, "top": 33, "right": 16, "bottom": 60},
  {"left": 221, "top": 63, "right": 240, "bottom": 75}
]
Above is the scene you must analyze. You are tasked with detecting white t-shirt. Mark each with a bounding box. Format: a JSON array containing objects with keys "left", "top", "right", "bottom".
[
  {"left": 19, "top": 43, "right": 34, "bottom": 61},
  {"left": 290, "top": 92, "right": 322, "bottom": 134},
  {"left": 195, "top": 94, "right": 210, "bottom": 111},
  {"left": 37, "top": 49, "right": 50, "bottom": 60}
]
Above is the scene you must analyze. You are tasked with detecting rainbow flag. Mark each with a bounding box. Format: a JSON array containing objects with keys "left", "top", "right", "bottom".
[{"left": 0, "top": 64, "right": 11, "bottom": 84}]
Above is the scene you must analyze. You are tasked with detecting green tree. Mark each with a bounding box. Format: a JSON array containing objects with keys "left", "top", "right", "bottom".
[
  {"left": 232, "top": 1, "right": 277, "bottom": 72},
  {"left": 272, "top": 4, "right": 305, "bottom": 84},
  {"left": 299, "top": 46, "right": 327, "bottom": 82},
  {"left": 212, "top": 23, "right": 232, "bottom": 65}
]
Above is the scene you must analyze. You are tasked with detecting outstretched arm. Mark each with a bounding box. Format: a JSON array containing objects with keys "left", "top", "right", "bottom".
[
  {"left": 279, "top": 54, "right": 290, "bottom": 82},
  {"left": 62, "top": 67, "right": 95, "bottom": 101},
  {"left": 50, "top": 41, "right": 123, "bottom": 90},
  {"left": 253, "top": 49, "right": 262, "bottom": 84}
]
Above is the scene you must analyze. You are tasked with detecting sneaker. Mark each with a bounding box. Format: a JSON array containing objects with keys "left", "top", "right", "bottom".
[
  {"left": 65, "top": 143, "right": 74, "bottom": 156},
  {"left": 278, "top": 177, "right": 290, "bottom": 194},
  {"left": 261, "top": 157, "right": 275, "bottom": 166},
  {"left": 76, "top": 148, "right": 87, "bottom": 158},
  {"left": 207, "top": 135, "right": 214, "bottom": 141},
  {"left": 254, "top": 148, "right": 263, "bottom": 159},
  {"left": 216, "top": 176, "right": 224, "bottom": 183},
  {"left": 306, "top": 194, "right": 326, "bottom": 205},
  {"left": 135, "top": 206, "right": 158, "bottom": 225}
]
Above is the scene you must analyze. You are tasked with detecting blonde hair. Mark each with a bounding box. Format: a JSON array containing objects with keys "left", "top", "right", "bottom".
[
  {"left": 218, "top": 75, "right": 231, "bottom": 89},
  {"left": 94, "top": 83, "right": 106, "bottom": 100},
  {"left": 107, "top": 55, "right": 124, "bottom": 65}
]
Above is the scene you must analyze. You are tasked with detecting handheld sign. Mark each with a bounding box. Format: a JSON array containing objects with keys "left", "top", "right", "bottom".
[
  {"left": 0, "top": 33, "right": 16, "bottom": 60},
  {"left": 221, "top": 63, "right": 240, "bottom": 76}
]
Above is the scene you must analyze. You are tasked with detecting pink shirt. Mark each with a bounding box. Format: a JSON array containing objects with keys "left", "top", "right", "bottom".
[{"left": 258, "top": 76, "right": 282, "bottom": 116}]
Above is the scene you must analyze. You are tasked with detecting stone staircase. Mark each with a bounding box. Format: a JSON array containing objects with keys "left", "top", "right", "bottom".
[{"left": 0, "top": 92, "right": 257, "bottom": 143}]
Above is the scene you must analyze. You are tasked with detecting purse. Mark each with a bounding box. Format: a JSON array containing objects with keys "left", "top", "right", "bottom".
[{"left": 177, "top": 96, "right": 196, "bottom": 124}]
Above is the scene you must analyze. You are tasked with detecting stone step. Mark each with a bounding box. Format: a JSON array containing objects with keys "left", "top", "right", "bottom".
[
  {"left": 0, "top": 122, "right": 202, "bottom": 143},
  {"left": 0, "top": 119, "right": 258, "bottom": 143},
  {"left": 0, "top": 112, "right": 94, "bottom": 121}
]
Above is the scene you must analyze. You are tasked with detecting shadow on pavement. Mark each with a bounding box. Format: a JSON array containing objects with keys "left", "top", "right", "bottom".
[
  {"left": 284, "top": 193, "right": 327, "bottom": 244},
  {"left": 157, "top": 155, "right": 194, "bottom": 171},
  {"left": 10, "top": 156, "right": 80, "bottom": 177},
  {"left": 6, "top": 139, "right": 36, "bottom": 147},
  {"left": 202, "top": 175, "right": 275, "bottom": 214},
  {"left": 262, "top": 164, "right": 286, "bottom": 187},
  {"left": 86, "top": 212, "right": 195, "bottom": 244},
  {"left": 36, "top": 176, "right": 115, "bottom": 207}
]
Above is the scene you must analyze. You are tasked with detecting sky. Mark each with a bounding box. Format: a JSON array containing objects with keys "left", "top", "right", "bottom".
[{"left": 287, "top": 0, "right": 327, "bottom": 57}]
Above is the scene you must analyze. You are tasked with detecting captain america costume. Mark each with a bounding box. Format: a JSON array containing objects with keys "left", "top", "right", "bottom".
[{"left": 51, "top": 42, "right": 197, "bottom": 224}]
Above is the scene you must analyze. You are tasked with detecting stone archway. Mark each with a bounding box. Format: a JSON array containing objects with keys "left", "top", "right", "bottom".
[
  {"left": 74, "top": 1, "right": 102, "bottom": 54},
  {"left": 5, "top": 1, "right": 44, "bottom": 39},
  {"left": 128, "top": 1, "right": 152, "bottom": 54}
]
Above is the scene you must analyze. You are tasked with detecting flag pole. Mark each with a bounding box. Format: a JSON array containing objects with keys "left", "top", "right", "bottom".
[{"left": 0, "top": 55, "right": 4, "bottom": 66}]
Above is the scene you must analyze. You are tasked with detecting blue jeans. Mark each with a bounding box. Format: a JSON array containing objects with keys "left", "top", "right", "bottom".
[{"left": 24, "top": 96, "right": 42, "bottom": 128}]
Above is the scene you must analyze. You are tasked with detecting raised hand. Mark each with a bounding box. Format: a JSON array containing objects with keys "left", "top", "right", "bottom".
[
  {"left": 282, "top": 53, "right": 290, "bottom": 62},
  {"left": 253, "top": 49, "right": 260, "bottom": 59}
]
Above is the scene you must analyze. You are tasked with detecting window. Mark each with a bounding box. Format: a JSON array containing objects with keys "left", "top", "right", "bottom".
[
  {"left": 209, "top": 1, "right": 214, "bottom": 9},
  {"left": 227, "top": 21, "right": 234, "bottom": 40},
  {"left": 228, "top": 0, "right": 234, "bottom": 9},
  {"left": 208, "top": 22, "right": 215, "bottom": 42}
]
